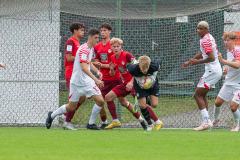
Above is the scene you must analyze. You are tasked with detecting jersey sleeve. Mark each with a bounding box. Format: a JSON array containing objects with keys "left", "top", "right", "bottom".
[
  {"left": 126, "top": 52, "right": 135, "bottom": 63},
  {"left": 127, "top": 64, "right": 138, "bottom": 75},
  {"left": 65, "top": 39, "right": 74, "bottom": 55},
  {"left": 234, "top": 49, "right": 240, "bottom": 61},
  {"left": 79, "top": 48, "right": 89, "bottom": 63},
  {"left": 150, "top": 61, "right": 161, "bottom": 72},
  {"left": 201, "top": 39, "right": 212, "bottom": 54}
]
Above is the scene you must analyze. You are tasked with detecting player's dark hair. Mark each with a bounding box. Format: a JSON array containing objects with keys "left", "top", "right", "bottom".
[
  {"left": 69, "top": 23, "right": 85, "bottom": 33},
  {"left": 100, "top": 23, "right": 112, "bottom": 31},
  {"left": 88, "top": 28, "right": 100, "bottom": 36}
]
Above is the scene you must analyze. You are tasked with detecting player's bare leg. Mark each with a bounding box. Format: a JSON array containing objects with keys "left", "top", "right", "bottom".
[
  {"left": 212, "top": 96, "right": 225, "bottom": 127},
  {"left": 138, "top": 97, "right": 155, "bottom": 131},
  {"left": 63, "top": 96, "right": 86, "bottom": 130},
  {"left": 229, "top": 101, "right": 240, "bottom": 132},
  {"left": 46, "top": 100, "right": 79, "bottom": 129},
  {"left": 104, "top": 91, "right": 122, "bottom": 129},
  {"left": 99, "top": 107, "right": 108, "bottom": 128},
  {"left": 87, "top": 95, "right": 105, "bottom": 130},
  {"left": 148, "top": 95, "right": 163, "bottom": 130},
  {"left": 118, "top": 97, "right": 146, "bottom": 130},
  {"left": 193, "top": 88, "right": 212, "bottom": 131}
]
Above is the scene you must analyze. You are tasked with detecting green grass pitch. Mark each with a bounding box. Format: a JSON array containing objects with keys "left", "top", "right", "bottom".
[{"left": 0, "top": 127, "right": 239, "bottom": 160}]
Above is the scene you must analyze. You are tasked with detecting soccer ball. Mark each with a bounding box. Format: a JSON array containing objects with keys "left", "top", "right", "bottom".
[{"left": 142, "top": 77, "right": 154, "bottom": 89}]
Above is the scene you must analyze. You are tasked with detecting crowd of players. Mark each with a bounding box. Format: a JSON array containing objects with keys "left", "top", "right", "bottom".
[{"left": 44, "top": 21, "right": 240, "bottom": 132}]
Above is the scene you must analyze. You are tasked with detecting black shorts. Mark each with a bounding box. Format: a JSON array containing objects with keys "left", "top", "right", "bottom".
[{"left": 134, "top": 81, "right": 160, "bottom": 99}]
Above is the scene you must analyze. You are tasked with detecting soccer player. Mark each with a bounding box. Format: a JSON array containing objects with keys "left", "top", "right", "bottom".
[
  {"left": 93, "top": 23, "right": 122, "bottom": 129},
  {"left": 46, "top": 29, "right": 105, "bottom": 130},
  {"left": 213, "top": 32, "right": 240, "bottom": 132},
  {"left": 181, "top": 21, "right": 222, "bottom": 131},
  {"left": 62, "top": 23, "right": 86, "bottom": 130},
  {"left": 127, "top": 55, "right": 164, "bottom": 131},
  {"left": 104, "top": 37, "right": 147, "bottom": 130}
]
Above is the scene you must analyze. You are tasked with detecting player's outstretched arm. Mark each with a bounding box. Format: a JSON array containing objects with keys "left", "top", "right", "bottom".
[
  {"left": 192, "top": 52, "right": 203, "bottom": 60},
  {"left": 181, "top": 52, "right": 203, "bottom": 68},
  {"left": 190, "top": 52, "right": 215, "bottom": 65},
  {"left": 219, "top": 53, "right": 240, "bottom": 69}
]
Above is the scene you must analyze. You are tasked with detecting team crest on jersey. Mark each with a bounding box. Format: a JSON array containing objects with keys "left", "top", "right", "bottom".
[
  {"left": 118, "top": 66, "right": 126, "bottom": 73},
  {"left": 100, "top": 53, "right": 108, "bottom": 62},
  {"left": 108, "top": 49, "right": 112, "bottom": 53},
  {"left": 121, "top": 61, "right": 125, "bottom": 65}
]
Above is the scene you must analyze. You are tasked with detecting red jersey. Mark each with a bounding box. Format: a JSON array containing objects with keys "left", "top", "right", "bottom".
[
  {"left": 110, "top": 51, "right": 134, "bottom": 83},
  {"left": 64, "top": 36, "right": 80, "bottom": 79},
  {"left": 94, "top": 41, "right": 120, "bottom": 81}
]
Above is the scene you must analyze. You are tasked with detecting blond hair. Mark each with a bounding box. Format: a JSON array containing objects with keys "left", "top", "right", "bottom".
[
  {"left": 138, "top": 55, "right": 151, "bottom": 69},
  {"left": 110, "top": 37, "right": 123, "bottom": 45},
  {"left": 222, "top": 32, "right": 237, "bottom": 40},
  {"left": 197, "top": 21, "right": 209, "bottom": 30}
]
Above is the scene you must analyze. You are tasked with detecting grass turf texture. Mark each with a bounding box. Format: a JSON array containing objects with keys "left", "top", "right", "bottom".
[
  {"left": 0, "top": 127, "right": 239, "bottom": 160},
  {"left": 60, "top": 91, "right": 215, "bottom": 125}
]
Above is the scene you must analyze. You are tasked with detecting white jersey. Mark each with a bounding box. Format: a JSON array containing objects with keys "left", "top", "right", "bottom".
[
  {"left": 199, "top": 33, "right": 221, "bottom": 72},
  {"left": 70, "top": 43, "right": 95, "bottom": 86},
  {"left": 224, "top": 47, "right": 240, "bottom": 87}
]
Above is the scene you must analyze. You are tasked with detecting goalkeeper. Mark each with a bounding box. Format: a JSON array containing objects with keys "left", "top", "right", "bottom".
[{"left": 127, "top": 55, "right": 163, "bottom": 131}]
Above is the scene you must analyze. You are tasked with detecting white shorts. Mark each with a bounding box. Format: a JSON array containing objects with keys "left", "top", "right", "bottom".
[
  {"left": 69, "top": 83, "right": 101, "bottom": 102},
  {"left": 197, "top": 70, "right": 222, "bottom": 89},
  {"left": 218, "top": 85, "right": 240, "bottom": 102},
  {"left": 233, "top": 90, "right": 240, "bottom": 104}
]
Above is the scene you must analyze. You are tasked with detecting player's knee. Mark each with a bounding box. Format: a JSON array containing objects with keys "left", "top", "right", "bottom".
[
  {"left": 151, "top": 102, "right": 158, "bottom": 108},
  {"left": 215, "top": 98, "right": 222, "bottom": 107},
  {"left": 105, "top": 94, "right": 112, "bottom": 102},
  {"left": 230, "top": 102, "right": 238, "bottom": 112},
  {"left": 67, "top": 105, "right": 76, "bottom": 112},
  {"left": 96, "top": 99, "right": 105, "bottom": 107}
]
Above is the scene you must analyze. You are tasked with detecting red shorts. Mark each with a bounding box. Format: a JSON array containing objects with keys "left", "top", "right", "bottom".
[
  {"left": 112, "top": 83, "right": 135, "bottom": 97},
  {"left": 101, "top": 79, "right": 122, "bottom": 97}
]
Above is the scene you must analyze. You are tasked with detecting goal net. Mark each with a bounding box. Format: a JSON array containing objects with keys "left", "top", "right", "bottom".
[{"left": 1, "top": 0, "right": 240, "bottom": 128}]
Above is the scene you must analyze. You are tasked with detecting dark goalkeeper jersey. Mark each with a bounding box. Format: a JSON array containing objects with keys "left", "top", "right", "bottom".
[{"left": 127, "top": 61, "right": 161, "bottom": 89}]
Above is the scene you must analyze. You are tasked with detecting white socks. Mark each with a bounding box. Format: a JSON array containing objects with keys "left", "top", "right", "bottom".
[
  {"left": 200, "top": 108, "right": 210, "bottom": 123},
  {"left": 214, "top": 105, "right": 221, "bottom": 120},
  {"left": 51, "top": 104, "right": 67, "bottom": 119},
  {"left": 102, "top": 120, "right": 108, "bottom": 124},
  {"left": 89, "top": 104, "right": 102, "bottom": 125},
  {"left": 232, "top": 109, "right": 240, "bottom": 126},
  {"left": 155, "top": 119, "right": 161, "bottom": 125},
  {"left": 113, "top": 119, "right": 120, "bottom": 122},
  {"left": 138, "top": 115, "right": 144, "bottom": 122}
]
